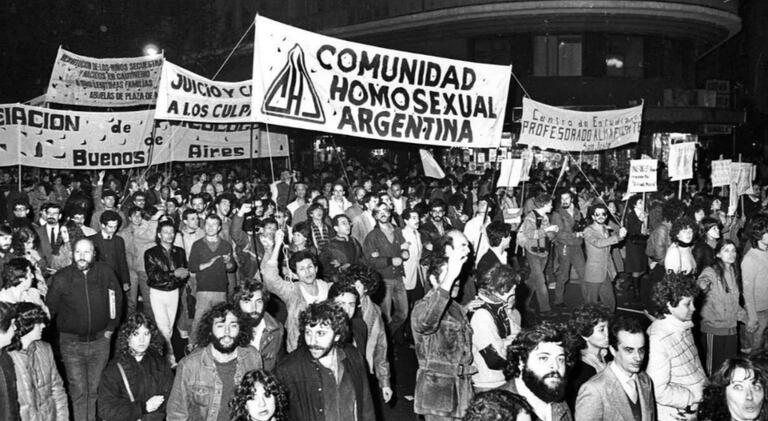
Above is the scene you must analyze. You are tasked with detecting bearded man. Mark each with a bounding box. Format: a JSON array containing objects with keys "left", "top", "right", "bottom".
[
  {"left": 502, "top": 322, "right": 573, "bottom": 421},
  {"left": 234, "top": 280, "right": 284, "bottom": 372},
  {"left": 167, "top": 302, "right": 262, "bottom": 421},
  {"left": 47, "top": 238, "right": 124, "bottom": 421}
]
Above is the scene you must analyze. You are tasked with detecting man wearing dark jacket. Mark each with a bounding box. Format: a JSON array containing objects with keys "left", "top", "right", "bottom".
[
  {"left": 320, "top": 214, "right": 363, "bottom": 280},
  {"left": 47, "top": 238, "right": 124, "bottom": 421},
  {"left": 275, "top": 302, "right": 374, "bottom": 421},
  {"left": 88, "top": 210, "right": 131, "bottom": 292}
]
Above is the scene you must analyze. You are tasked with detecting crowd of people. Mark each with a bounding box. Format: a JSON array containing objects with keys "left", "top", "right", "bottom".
[{"left": 0, "top": 155, "right": 767, "bottom": 421}]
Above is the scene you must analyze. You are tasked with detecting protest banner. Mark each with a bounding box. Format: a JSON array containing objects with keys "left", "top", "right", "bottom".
[
  {"left": 518, "top": 98, "right": 643, "bottom": 151},
  {"left": 46, "top": 47, "right": 163, "bottom": 107},
  {"left": 668, "top": 142, "right": 696, "bottom": 181},
  {"left": 730, "top": 162, "right": 754, "bottom": 195},
  {"left": 251, "top": 16, "right": 510, "bottom": 148},
  {"left": 520, "top": 148, "right": 533, "bottom": 182},
  {"left": 497, "top": 159, "right": 524, "bottom": 188},
  {"left": 155, "top": 61, "right": 252, "bottom": 123},
  {"left": 628, "top": 159, "right": 658, "bottom": 193},
  {"left": 710, "top": 159, "right": 732, "bottom": 187}
]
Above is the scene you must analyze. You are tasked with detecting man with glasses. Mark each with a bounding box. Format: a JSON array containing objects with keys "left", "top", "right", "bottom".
[{"left": 583, "top": 204, "right": 626, "bottom": 310}]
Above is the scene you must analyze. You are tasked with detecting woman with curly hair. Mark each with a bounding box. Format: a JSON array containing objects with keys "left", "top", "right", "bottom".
[
  {"left": 229, "top": 369, "right": 289, "bottom": 421},
  {"left": 698, "top": 358, "right": 768, "bottom": 421},
  {"left": 97, "top": 313, "right": 174, "bottom": 421},
  {"left": 11, "top": 227, "right": 48, "bottom": 295},
  {"left": 664, "top": 216, "right": 698, "bottom": 275},
  {"left": 564, "top": 304, "right": 612, "bottom": 411},
  {"left": 463, "top": 389, "right": 537, "bottom": 421}
]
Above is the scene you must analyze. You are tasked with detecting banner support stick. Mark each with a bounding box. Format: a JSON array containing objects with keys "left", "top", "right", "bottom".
[
  {"left": 678, "top": 180, "right": 683, "bottom": 200},
  {"left": 17, "top": 165, "right": 21, "bottom": 192},
  {"left": 249, "top": 124, "right": 254, "bottom": 176}
]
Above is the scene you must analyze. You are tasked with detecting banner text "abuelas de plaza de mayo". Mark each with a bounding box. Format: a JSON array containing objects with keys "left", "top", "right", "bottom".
[{"left": 251, "top": 16, "right": 511, "bottom": 149}]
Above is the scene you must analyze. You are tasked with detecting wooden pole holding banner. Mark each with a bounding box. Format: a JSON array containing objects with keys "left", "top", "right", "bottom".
[
  {"left": 739, "top": 153, "right": 744, "bottom": 216},
  {"left": 249, "top": 124, "right": 254, "bottom": 176},
  {"left": 17, "top": 165, "right": 21, "bottom": 192},
  {"left": 678, "top": 180, "right": 683, "bottom": 200}
]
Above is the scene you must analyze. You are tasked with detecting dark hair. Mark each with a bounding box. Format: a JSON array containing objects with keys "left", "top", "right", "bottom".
[
  {"left": 626, "top": 194, "right": 643, "bottom": 210},
  {"left": 196, "top": 302, "right": 250, "bottom": 349},
  {"left": 288, "top": 250, "right": 318, "bottom": 273},
  {"left": 670, "top": 216, "right": 696, "bottom": 240},
  {"left": 462, "top": 389, "right": 538, "bottom": 421},
  {"left": 299, "top": 302, "right": 349, "bottom": 345},
  {"left": 261, "top": 217, "right": 278, "bottom": 229},
  {"left": 652, "top": 271, "right": 700, "bottom": 315},
  {"left": 327, "top": 282, "right": 360, "bottom": 304},
  {"left": 204, "top": 213, "right": 222, "bottom": 227},
  {"left": 7, "top": 302, "right": 48, "bottom": 351},
  {"left": 63, "top": 220, "right": 86, "bottom": 247},
  {"left": 306, "top": 203, "right": 325, "bottom": 220},
  {"left": 749, "top": 215, "right": 768, "bottom": 248},
  {"left": 568, "top": 304, "right": 612, "bottom": 351},
  {"left": 230, "top": 369, "right": 289, "bottom": 421},
  {"left": 504, "top": 322, "right": 572, "bottom": 379},
  {"left": 708, "top": 240, "right": 740, "bottom": 294},
  {"left": 362, "top": 192, "right": 377, "bottom": 208},
  {"left": 402, "top": 207, "right": 420, "bottom": 221},
  {"left": 698, "top": 358, "right": 768, "bottom": 421},
  {"left": 661, "top": 199, "right": 686, "bottom": 223},
  {"left": 11, "top": 227, "right": 39, "bottom": 257},
  {"left": 337, "top": 264, "right": 381, "bottom": 296},
  {"left": 608, "top": 316, "right": 645, "bottom": 350},
  {"left": 100, "top": 210, "right": 121, "bottom": 226},
  {"left": 0, "top": 224, "right": 12, "bottom": 237},
  {"left": 114, "top": 312, "right": 166, "bottom": 359},
  {"left": 476, "top": 264, "right": 519, "bottom": 297},
  {"left": 331, "top": 214, "right": 349, "bottom": 228},
  {"left": 291, "top": 221, "right": 312, "bottom": 241},
  {"left": 155, "top": 220, "right": 176, "bottom": 244},
  {"left": 233, "top": 279, "right": 270, "bottom": 305},
  {"left": 587, "top": 203, "right": 609, "bottom": 220},
  {"left": 486, "top": 221, "right": 511, "bottom": 247},
  {"left": 0, "top": 301, "right": 15, "bottom": 335},
  {"left": 182, "top": 208, "right": 198, "bottom": 220},
  {"left": 430, "top": 198, "right": 447, "bottom": 212},
  {"left": 1, "top": 257, "right": 32, "bottom": 289},
  {"left": 41, "top": 202, "right": 62, "bottom": 214}
]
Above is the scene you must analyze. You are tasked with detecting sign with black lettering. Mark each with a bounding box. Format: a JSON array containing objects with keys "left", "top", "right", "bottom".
[
  {"left": 46, "top": 47, "right": 163, "bottom": 107},
  {"left": 518, "top": 98, "right": 643, "bottom": 151},
  {"left": 628, "top": 159, "right": 657, "bottom": 193},
  {"left": 155, "top": 61, "right": 252, "bottom": 123},
  {"left": 251, "top": 16, "right": 510, "bottom": 148}
]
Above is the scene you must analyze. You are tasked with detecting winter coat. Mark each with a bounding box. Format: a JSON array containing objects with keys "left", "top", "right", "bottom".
[
  {"left": 9, "top": 341, "right": 68, "bottom": 421},
  {"left": 120, "top": 220, "right": 159, "bottom": 273},
  {"left": 697, "top": 266, "right": 746, "bottom": 335},
  {"left": 583, "top": 223, "right": 621, "bottom": 283},
  {"left": 97, "top": 352, "right": 174, "bottom": 421}
]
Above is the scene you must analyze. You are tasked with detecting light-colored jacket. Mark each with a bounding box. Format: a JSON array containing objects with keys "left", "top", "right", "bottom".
[
  {"left": 575, "top": 364, "right": 655, "bottom": 421},
  {"left": 583, "top": 223, "right": 621, "bottom": 283},
  {"left": 741, "top": 246, "right": 768, "bottom": 323},
  {"left": 697, "top": 266, "right": 746, "bottom": 335},
  {"left": 9, "top": 341, "right": 69, "bottom": 421},
  {"left": 120, "top": 220, "right": 158, "bottom": 273},
  {"left": 360, "top": 295, "right": 391, "bottom": 389}
]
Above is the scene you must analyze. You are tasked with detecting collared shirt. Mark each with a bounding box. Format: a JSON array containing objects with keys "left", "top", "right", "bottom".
[
  {"left": 401, "top": 227, "right": 422, "bottom": 290},
  {"left": 317, "top": 348, "right": 356, "bottom": 421},
  {"left": 251, "top": 318, "right": 266, "bottom": 350},
  {"left": 515, "top": 376, "right": 554, "bottom": 421},
  {"left": 610, "top": 361, "right": 638, "bottom": 403}
]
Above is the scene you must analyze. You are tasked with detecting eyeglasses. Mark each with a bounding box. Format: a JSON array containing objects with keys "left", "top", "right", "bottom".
[{"left": 593, "top": 212, "right": 607, "bottom": 217}]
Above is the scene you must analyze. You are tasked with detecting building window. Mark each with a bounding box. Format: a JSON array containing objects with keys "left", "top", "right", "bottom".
[
  {"left": 533, "top": 35, "right": 582, "bottom": 76},
  {"left": 605, "top": 35, "right": 643, "bottom": 78}
]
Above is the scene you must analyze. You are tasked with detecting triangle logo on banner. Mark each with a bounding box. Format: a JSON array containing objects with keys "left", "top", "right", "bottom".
[{"left": 262, "top": 44, "right": 325, "bottom": 124}]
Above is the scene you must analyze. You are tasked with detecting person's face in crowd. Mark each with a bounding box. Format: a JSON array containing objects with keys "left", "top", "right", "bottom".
[
  {"left": 310, "top": 207, "right": 324, "bottom": 223},
  {"left": 295, "top": 258, "right": 317, "bottom": 284},
  {"left": 726, "top": 367, "right": 765, "bottom": 421},
  {"left": 158, "top": 225, "right": 176, "bottom": 246},
  {"left": 26, "top": 321, "right": 44, "bottom": 344},
  {"left": 304, "top": 320, "right": 339, "bottom": 360},
  {"left": 352, "top": 281, "right": 366, "bottom": 298},
  {"left": 165, "top": 200, "right": 178, "bottom": 215},
  {"left": 676, "top": 226, "right": 695, "bottom": 244},
  {"left": 72, "top": 213, "right": 87, "bottom": 228},
  {"left": 22, "top": 236, "right": 34, "bottom": 253},
  {"left": 264, "top": 202, "right": 276, "bottom": 218},
  {"left": 213, "top": 173, "right": 223, "bottom": 184},
  {"left": 430, "top": 206, "right": 445, "bottom": 223},
  {"left": 74, "top": 240, "right": 95, "bottom": 271},
  {"left": 246, "top": 381, "right": 277, "bottom": 421},
  {"left": 204, "top": 217, "right": 222, "bottom": 238},
  {"left": 17, "top": 267, "right": 34, "bottom": 291},
  {"left": 541, "top": 200, "right": 553, "bottom": 214},
  {"left": 363, "top": 179, "right": 373, "bottom": 192},
  {"left": 239, "top": 290, "right": 265, "bottom": 325},
  {"left": 610, "top": 330, "right": 645, "bottom": 375},
  {"left": 584, "top": 320, "right": 609, "bottom": 350},
  {"left": 274, "top": 211, "right": 287, "bottom": 228},
  {"left": 522, "top": 341, "right": 567, "bottom": 403},
  {"left": 129, "top": 211, "right": 144, "bottom": 226},
  {"left": 334, "top": 292, "right": 357, "bottom": 319},
  {"left": 191, "top": 198, "right": 206, "bottom": 214},
  {"left": 694, "top": 209, "right": 705, "bottom": 223},
  {"left": 45, "top": 207, "right": 61, "bottom": 226},
  {"left": 365, "top": 196, "right": 380, "bottom": 212},
  {"left": 707, "top": 224, "right": 721, "bottom": 240},
  {"left": 380, "top": 194, "right": 393, "bottom": 208},
  {"left": 592, "top": 208, "right": 609, "bottom": 225},
  {"left": 217, "top": 198, "right": 231, "bottom": 217},
  {"left": 315, "top": 197, "right": 328, "bottom": 211},
  {"left": 404, "top": 211, "right": 420, "bottom": 231},
  {"left": 500, "top": 234, "right": 512, "bottom": 251},
  {"left": 667, "top": 296, "right": 695, "bottom": 323},
  {"left": 0, "top": 318, "right": 17, "bottom": 348},
  {"left": 476, "top": 199, "right": 490, "bottom": 217},
  {"left": 712, "top": 199, "right": 722, "bottom": 212},
  {"left": 323, "top": 182, "right": 333, "bottom": 197},
  {"left": 0, "top": 234, "right": 11, "bottom": 254},
  {"left": 560, "top": 193, "right": 572, "bottom": 209},
  {"left": 102, "top": 220, "right": 119, "bottom": 238},
  {"left": 391, "top": 184, "right": 403, "bottom": 198},
  {"left": 204, "top": 184, "right": 216, "bottom": 197},
  {"left": 211, "top": 312, "right": 240, "bottom": 354},
  {"left": 252, "top": 200, "right": 265, "bottom": 218},
  {"left": 447, "top": 231, "right": 470, "bottom": 260},
  {"left": 13, "top": 204, "right": 28, "bottom": 219},
  {"left": 334, "top": 216, "right": 351, "bottom": 237},
  {"left": 102, "top": 194, "right": 116, "bottom": 209},
  {"left": 292, "top": 231, "right": 307, "bottom": 247},
  {"left": 160, "top": 186, "right": 170, "bottom": 200},
  {"left": 332, "top": 185, "right": 345, "bottom": 200},
  {"left": 718, "top": 243, "right": 738, "bottom": 265},
  {"left": 133, "top": 195, "right": 146, "bottom": 209},
  {"left": 128, "top": 324, "right": 152, "bottom": 357},
  {"left": 262, "top": 223, "right": 278, "bottom": 240},
  {"left": 375, "top": 204, "right": 391, "bottom": 225},
  {"left": 295, "top": 184, "right": 308, "bottom": 199},
  {"left": 633, "top": 199, "right": 644, "bottom": 214},
  {"left": 234, "top": 181, "right": 246, "bottom": 195},
  {"left": 185, "top": 213, "right": 200, "bottom": 231}
]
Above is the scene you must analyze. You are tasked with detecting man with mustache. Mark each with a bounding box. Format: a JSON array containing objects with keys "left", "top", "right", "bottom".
[
  {"left": 576, "top": 317, "right": 656, "bottom": 421},
  {"left": 0, "top": 225, "right": 14, "bottom": 273},
  {"left": 502, "top": 322, "right": 573, "bottom": 421},
  {"left": 47, "top": 238, "right": 123, "bottom": 421},
  {"left": 275, "top": 301, "right": 374, "bottom": 421},
  {"left": 234, "top": 280, "right": 284, "bottom": 372},
  {"left": 167, "top": 302, "right": 262, "bottom": 421}
]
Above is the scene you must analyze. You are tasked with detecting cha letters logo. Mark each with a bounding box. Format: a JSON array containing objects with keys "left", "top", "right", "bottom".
[{"left": 262, "top": 44, "right": 325, "bottom": 124}]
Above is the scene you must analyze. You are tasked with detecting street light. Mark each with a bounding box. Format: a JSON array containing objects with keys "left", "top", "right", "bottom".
[{"left": 143, "top": 43, "right": 160, "bottom": 56}]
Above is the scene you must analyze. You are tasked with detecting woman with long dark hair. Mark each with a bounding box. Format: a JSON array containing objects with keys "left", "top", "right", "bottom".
[
  {"left": 229, "top": 369, "right": 289, "bottom": 421},
  {"left": 698, "top": 358, "right": 768, "bottom": 421}
]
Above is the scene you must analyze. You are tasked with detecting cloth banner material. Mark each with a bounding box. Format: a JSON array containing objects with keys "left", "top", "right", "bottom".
[
  {"left": 668, "top": 142, "right": 696, "bottom": 181},
  {"left": 46, "top": 47, "right": 163, "bottom": 107},
  {"left": 0, "top": 104, "right": 287, "bottom": 169},
  {"left": 730, "top": 162, "right": 755, "bottom": 195},
  {"left": 497, "top": 159, "right": 524, "bottom": 188},
  {"left": 518, "top": 98, "right": 643, "bottom": 151},
  {"left": 419, "top": 149, "right": 445, "bottom": 179},
  {"left": 628, "top": 159, "right": 658, "bottom": 193},
  {"left": 251, "top": 15, "right": 510, "bottom": 148},
  {"left": 711, "top": 159, "right": 732, "bottom": 187},
  {"left": 155, "top": 61, "right": 252, "bottom": 123}
]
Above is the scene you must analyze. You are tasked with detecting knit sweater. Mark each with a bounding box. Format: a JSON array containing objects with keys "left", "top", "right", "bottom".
[
  {"left": 188, "top": 238, "right": 233, "bottom": 292},
  {"left": 741, "top": 246, "right": 768, "bottom": 322}
]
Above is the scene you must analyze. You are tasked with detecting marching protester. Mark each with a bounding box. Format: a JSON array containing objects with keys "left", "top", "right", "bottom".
[
  {"left": 230, "top": 369, "right": 289, "bottom": 421},
  {"left": 551, "top": 188, "right": 586, "bottom": 306},
  {"left": 564, "top": 304, "right": 612, "bottom": 410},
  {"left": 234, "top": 280, "right": 285, "bottom": 372},
  {"left": 583, "top": 203, "right": 627, "bottom": 310}
]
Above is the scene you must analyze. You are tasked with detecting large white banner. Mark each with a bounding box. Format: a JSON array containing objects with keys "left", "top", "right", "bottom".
[
  {"left": 155, "top": 61, "right": 252, "bottom": 123},
  {"left": 46, "top": 47, "right": 163, "bottom": 107},
  {"left": 251, "top": 16, "right": 510, "bottom": 148},
  {"left": 711, "top": 159, "right": 732, "bottom": 187},
  {"left": 518, "top": 98, "right": 643, "bottom": 151},
  {"left": 668, "top": 142, "right": 697, "bottom": 181}
]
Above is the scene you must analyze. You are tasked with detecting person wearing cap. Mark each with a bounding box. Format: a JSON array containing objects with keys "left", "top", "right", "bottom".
[
  {"left": 90, "top": 170, "right": 125, "bottom": 232},
  {"left": 517, "top": 193, "right": 559, "bottom": 313}
]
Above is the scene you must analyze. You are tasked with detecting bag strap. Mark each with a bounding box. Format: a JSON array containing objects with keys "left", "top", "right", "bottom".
[{"left": 117, "top": 362, "right": 135, "bottom": 403}]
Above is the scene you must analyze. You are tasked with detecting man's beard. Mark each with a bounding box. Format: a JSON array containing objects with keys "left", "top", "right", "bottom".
[
  {"left": 212, "top": 334, "right": 238, "bottom": 354},
  {"left": 522, "top": 367, "right": 566, "bottom": 403},
  {"left": 76, "top": 259, "right": 93, "bottom": 271},
  {"left": 46, "top": 218, "right": 57, "bottom": 225},
  {"left": 309, "top": 341, "right": 335, "bottom": 360},
  {"left": 249, "top": 311, "right": 264, "bottom": 327}
]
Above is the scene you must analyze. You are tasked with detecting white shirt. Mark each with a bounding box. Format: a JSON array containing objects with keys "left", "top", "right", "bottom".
[
  {"left": 328, "top": 197, "right": 351, "bottom": 218},
  {"left": 610, "top": 361, "right": 639, "bottom": 403},
  {"left": 298, "top": 279, "right": 331, "bottom": 306},
  {"left": 250, "top": 318, "right": 266, "bottom": 350},
  {"left": 401, "top": 227, "right": 422, "bottom": 290},
  {"left": 515, "top": 376, "right": 553, "bottom": 421},
  {"left": 464, "top": 216, "right": 490, "bottom": 263}
]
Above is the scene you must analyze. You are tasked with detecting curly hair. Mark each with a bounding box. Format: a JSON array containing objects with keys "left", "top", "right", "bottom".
[
  {"left": 567, "top": 304, "right": 612, "bottom": 351},
  {"left": 230, "top": 369, "right": 289, "bottom": 421},
  {"left": 476, "top": 263, "right": 519, "bottom": 297},
  {"left": 504, "top": 321, "right": 572, "bottom": 380},
  {"left": 196, "top": 302, "right": 251, "bottom": 350},
  {"left": 652, "top": 271, "right": 700, "bottom": 315},
  {"left": 608, "top": 316, "right": 645, "bottom": 350},
  {"left": 670, "top": 216, "right": 696, "bottom": 240},
  {"left": 336, "top": 264, "right": 381, "bottom": 296},
  {"left": 233, "top": 279, "right": 270, "bottom": 306},
  {"left": 1, "top": 257, "right": 32, "bottom": 289},
  {"left": 327, "top": 281, "right": 360, "bottom": 304},
  {"left": 748, "top": 214, "right": 768, "bottom": 248},
  {"left": 698, "top": 358, "right": 768, "bottom": 421},
  {"left": 7, "top": 302, "right": 48, "bottom": 351},
  {"left": 298, "top": 302, "right": 349, "bottom": 345},
  {"left": 486, "top": 221, "right": 511, "bottom": 248},
  {"left": 11, "top": 227, "right": 39, "bottom": 257},
  {"left": 462, "top": 389, "right": 538, "bottom": 421},
  {"left": 288, "top": 250, "right": 318, "bottom": 273},
  {"left": 114, "top": 312, "right": 166, "bottom": 359},
  {"left": 661, "top": 199, "right": 686, "bottom": 223},
  {"left": 626, "top": 194, "right": 643, "bottom": 211}
]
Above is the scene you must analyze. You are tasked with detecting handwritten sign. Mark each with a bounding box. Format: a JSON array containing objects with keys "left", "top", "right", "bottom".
[
  {"left": 711, "top": 159, "right": 732, "bottom": 187},
  {"left": 668, "top": 142, "right": 696, "bottom": 181},
  {"left": 628, "top": 159, "right": 658, "bottom": 193}
]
